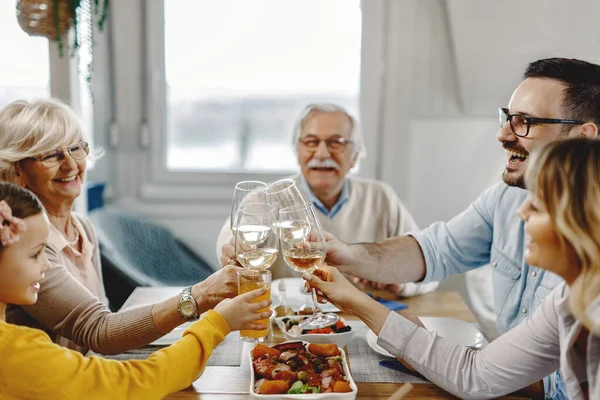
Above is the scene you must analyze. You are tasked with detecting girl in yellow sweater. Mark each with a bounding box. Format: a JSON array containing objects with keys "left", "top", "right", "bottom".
[{"left": 0, "top": 182, "right": 271, "bottom": 399}]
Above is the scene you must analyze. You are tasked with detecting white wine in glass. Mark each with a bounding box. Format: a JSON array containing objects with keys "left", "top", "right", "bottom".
[
  {"left": 235, "top": 203, "right": 279, "bottom": 271},
  {"left": 279, "top": 203, "right": 338, "bottom": 330}
]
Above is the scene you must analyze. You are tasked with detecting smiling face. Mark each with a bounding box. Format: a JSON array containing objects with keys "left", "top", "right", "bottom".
[
  {"left": 498, "top": 78, "right": 578, "bottom": 188},
  {"left": 517, "top": 195, "right": 579, "bottom": 282},
  {"left": 297, "top": 111, "right": 355, "bottom": 198},
  {"left": 0, "top": 213, "right": 50, "bottom": 306},
  {"left": 17, "top": 142, "right": 87, "bottom": 212}
]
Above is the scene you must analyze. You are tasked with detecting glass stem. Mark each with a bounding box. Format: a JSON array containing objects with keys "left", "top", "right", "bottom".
[{"left": 310, "top": 287, "right": 321, "bottom": 316}]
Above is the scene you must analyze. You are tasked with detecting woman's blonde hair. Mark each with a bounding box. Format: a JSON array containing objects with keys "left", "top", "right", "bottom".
[
  {"left": 525, "top": 137, "right": 600, "bottom": 335},
  {"left": 0, "top": 98, "right": 92, "bottom": 182}
]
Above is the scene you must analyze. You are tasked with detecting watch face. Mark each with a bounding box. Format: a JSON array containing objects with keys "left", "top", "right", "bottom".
[{"left": 180, "top": 300, "right": 195, "bottom": 317}]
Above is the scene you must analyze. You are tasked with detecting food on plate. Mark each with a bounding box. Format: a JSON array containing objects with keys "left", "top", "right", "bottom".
[
  {"left": 281, "top": 317, "right": 352, "bottom": 336},
  {"left": 252, "top": 343, "right": 282, "bottom": 359},
  {"left": 252, "top": 341, "right": 353, "bottom": 395},
  {"left": 308, "top": 343, "right": 341, "bottom": 357}
]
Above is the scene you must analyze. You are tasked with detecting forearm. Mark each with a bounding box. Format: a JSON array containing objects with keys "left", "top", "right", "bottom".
[
  {"left": 348, "top": 295, "right": 392, "bottom": 336},
  {"left": 378, "top": 312, "right": 560, "bottom": 399},
  {"left": 348, "top": 236, "right": 426, "bottom": 284},
  {"left": 3, "top": 311, "right": 229, "bottom": 400}
]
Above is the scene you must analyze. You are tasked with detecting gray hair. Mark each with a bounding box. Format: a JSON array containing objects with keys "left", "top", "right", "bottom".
[
  {"left": 0, "top": 98, "right": 99, "bottom": 183},
  {"left": 292, "top": 103, "right": 365, "bottom": 161}
]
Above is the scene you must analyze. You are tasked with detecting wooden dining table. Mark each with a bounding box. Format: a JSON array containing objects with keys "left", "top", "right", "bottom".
[{"left": 119, "top": 287, "right": 540, "bottom": 400}]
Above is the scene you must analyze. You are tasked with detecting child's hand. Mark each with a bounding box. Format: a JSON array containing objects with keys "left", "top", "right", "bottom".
[{"left": 215, "top": 286, "right": 272, "bottom": 332}]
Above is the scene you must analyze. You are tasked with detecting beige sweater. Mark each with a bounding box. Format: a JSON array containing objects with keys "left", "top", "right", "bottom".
[
  {"left": 217, "top": 176, "right": 437, "bottom": 294},
  {"left": 6, "top": 214, "right": 161, "bottom": 355}
]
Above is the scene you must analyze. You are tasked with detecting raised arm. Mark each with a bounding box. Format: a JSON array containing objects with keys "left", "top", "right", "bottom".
[
  {"left": 325, "top": 184, "right": 502, "bottom": 284},
  {"left": 375, "top": 285, "right": 563, "bottom": 399},
  {"left": 10, "top": 249, "right": 239, "bottom": 355},
  {"left": 1, "top": 310, "right": 229, "bottom": 399}
]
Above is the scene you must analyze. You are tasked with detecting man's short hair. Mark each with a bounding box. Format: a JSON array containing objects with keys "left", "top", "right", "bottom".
[{"left": 524, "top": 58, "right": 600, "bottom": 128}]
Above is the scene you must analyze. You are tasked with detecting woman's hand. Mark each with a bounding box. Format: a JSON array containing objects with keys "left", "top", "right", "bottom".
[
  {"left": 214, "top": 287, "right": 272, "bottom": 332},
  {"left": 303, "top": 264, "right": 369, "bottom": 314}
]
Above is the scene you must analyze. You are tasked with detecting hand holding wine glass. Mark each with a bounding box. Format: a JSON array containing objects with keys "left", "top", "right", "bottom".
[{"left": 279, "top": 203, "right": 338, "bottom": 329}]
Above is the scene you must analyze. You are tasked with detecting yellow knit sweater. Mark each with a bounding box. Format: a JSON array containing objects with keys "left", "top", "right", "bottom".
[{"left": 0, "top": 310, "right": 229, "bottom": 400}]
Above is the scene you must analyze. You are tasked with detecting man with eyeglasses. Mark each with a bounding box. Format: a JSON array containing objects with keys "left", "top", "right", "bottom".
[
  {"left": 216, "top": 103, "right": 438, "bottom": 297},
  {"left": 323, "top": 58, "right": 600, "bottom": 399}
]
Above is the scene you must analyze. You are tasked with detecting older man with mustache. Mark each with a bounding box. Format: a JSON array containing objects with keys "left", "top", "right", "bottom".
[{"left": 217, "top": 103, "right": 438, "bottom": 297}]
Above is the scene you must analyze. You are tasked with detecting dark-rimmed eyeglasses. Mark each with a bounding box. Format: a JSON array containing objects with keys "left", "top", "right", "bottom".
[
  {"left": 29, "top": 141, "right": 90, "bottom": 167},
  {"left": 298, "top": 136, "right": 353, "bottom": 153},
  {"left": 499, "top": 108, "right": 584, "bottom": 138}
]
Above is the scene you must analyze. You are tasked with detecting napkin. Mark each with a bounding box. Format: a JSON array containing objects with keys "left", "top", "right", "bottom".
[{"left": 367, "top": 294, "right": 408, "bottom": 311}]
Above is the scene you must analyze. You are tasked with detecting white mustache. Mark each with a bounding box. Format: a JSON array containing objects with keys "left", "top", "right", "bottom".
[{"left": 307, "top": 158, "right": 340, "bottom": 170}]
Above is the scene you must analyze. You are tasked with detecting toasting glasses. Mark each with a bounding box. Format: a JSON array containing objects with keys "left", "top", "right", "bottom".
[
  {"left": 230, "top": 181, "right": 268, "bottom": 234},
  {"left": 234, "top": 203, "right": 279, "bottom": 271},
  {"left": 278, "top": 203, "right": 339, "bottom": 330}
]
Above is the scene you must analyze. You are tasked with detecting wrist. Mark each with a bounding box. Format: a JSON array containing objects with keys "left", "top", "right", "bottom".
[{"left": 191, "top": 283, "right": 208, "bottom": 314}]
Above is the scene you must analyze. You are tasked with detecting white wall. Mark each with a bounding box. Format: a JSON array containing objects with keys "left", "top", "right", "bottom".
[{"left": 407, "top": 118, "right": 504, "bottom": 226}]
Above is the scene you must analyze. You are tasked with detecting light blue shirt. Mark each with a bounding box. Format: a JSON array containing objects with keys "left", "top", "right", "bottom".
[
  {"left": 299, "top": 175, "right": 350, "bottom": 219},
  {"left": 411, "top": 182, "right": 566, "bottom": 399}
]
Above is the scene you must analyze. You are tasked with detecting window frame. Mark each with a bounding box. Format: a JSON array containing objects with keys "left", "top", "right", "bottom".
[{"left": 143, "top": 1, "right": 295, "bottom": 188}]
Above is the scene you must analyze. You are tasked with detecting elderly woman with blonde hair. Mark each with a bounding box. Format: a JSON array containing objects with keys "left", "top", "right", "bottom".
[{"left": 0, "top": 98, "right": 241, "bottom": 354}]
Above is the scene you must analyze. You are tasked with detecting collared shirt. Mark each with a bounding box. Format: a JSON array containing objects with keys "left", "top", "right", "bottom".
[
  {"left": 377, "top": 282, "right": 598, "bottom": 399},
  {"left": 411, "top": 182, "right": 563, "bottom": 334},
  {"left": 299, "top": 174, "right": 350, "bottom": 219}
]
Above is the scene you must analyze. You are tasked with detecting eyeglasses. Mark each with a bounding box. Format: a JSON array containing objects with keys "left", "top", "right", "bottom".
[
  {"left": 499, "top": 108, "right": 584, "bottom": 138},
  {"left": 298, "top": 136, "right": 353, "bottom": 153},
  {"left": 29, "top": 141, "right": 90, "bottom": 167}
]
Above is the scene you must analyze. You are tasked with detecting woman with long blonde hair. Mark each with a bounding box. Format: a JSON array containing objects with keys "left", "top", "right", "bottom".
[{"left": 306, "top": 137, "right": 600, "bottom": 399}]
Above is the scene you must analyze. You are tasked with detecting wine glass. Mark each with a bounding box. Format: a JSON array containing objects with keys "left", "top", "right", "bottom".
[
  {"left": 266, "top": 178, "right": 311, "bottom": 294},
  {"left": 279, "top": 203, "right": 339, "bottom": 330},
  {"left": 230, "top": 181, "right": 268, "bottom": 234},
  {"left": 234, "top": 202, "right": 279, "bottom": 271}
]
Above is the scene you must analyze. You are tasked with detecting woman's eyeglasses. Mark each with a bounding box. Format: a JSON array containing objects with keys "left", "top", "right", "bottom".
[{"left": 29, "top": 142, "right": 90, "bottom": 167}]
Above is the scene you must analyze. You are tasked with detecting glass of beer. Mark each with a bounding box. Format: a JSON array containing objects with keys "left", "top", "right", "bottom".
[{"left": 238, "top": 269, "right": 272, "bottom": 342}]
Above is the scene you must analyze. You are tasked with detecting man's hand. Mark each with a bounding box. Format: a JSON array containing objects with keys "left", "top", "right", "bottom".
[
  {"left": 304, "top": 264, "right": 367, "bottom": 314},
  {"left": 192, "top": 265, "right": 242, "bottom": 312},
  {"left": 219, "top": 237, "right": 242, "bottom": 267},
  {"left": 323, "top": 232, "right": 360, "bottom": 275},
  {"left": 353, "top": 278, "right": 406, "bottom": 297}
]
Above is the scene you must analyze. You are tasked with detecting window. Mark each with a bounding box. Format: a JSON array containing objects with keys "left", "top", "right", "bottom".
[
  {"left": 0, "top": 1, "right": 50, "bottom": 108},
  {"left": 163, "top": 0, "right": 362, "bottom": 172}
]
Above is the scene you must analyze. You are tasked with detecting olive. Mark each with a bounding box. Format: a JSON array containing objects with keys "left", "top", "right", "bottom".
[
  {"left": 297, "top": 371, "right": 309, "bottom": 382},
  {"left": 312, "top": 357, "right": 325, "bottom": 366},
  {"left": 286, "top": 360, "right": 297, "bottom": 369},
  {"left": 317, "top": 363, "right": 327, "bottom": 372}
]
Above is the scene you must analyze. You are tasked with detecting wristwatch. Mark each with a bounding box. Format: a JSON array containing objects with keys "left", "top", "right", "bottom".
[{"left": 178, "top": 286, "right": 199, "bottom": 321}]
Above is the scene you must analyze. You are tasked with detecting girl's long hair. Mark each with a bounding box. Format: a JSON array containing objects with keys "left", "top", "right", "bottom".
[{"left": 526, "top": 138, "right": 600, "bottom": 335}]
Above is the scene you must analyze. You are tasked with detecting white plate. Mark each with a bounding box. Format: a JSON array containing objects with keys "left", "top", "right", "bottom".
[
  {"left": 249, "top": 341, "right": 357, "bottom": 399},
  {"left": 272, "top": 278, "right": 341, "bottom": 313},
  {"left": 274, "top": 316, "right": 355, "bottom": 347},
  {"left": 365, "top": 317, "right": 485, "bottom": 357},
  {"left": 365, "top": 329, "right": 394, "bottom": 358}
]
